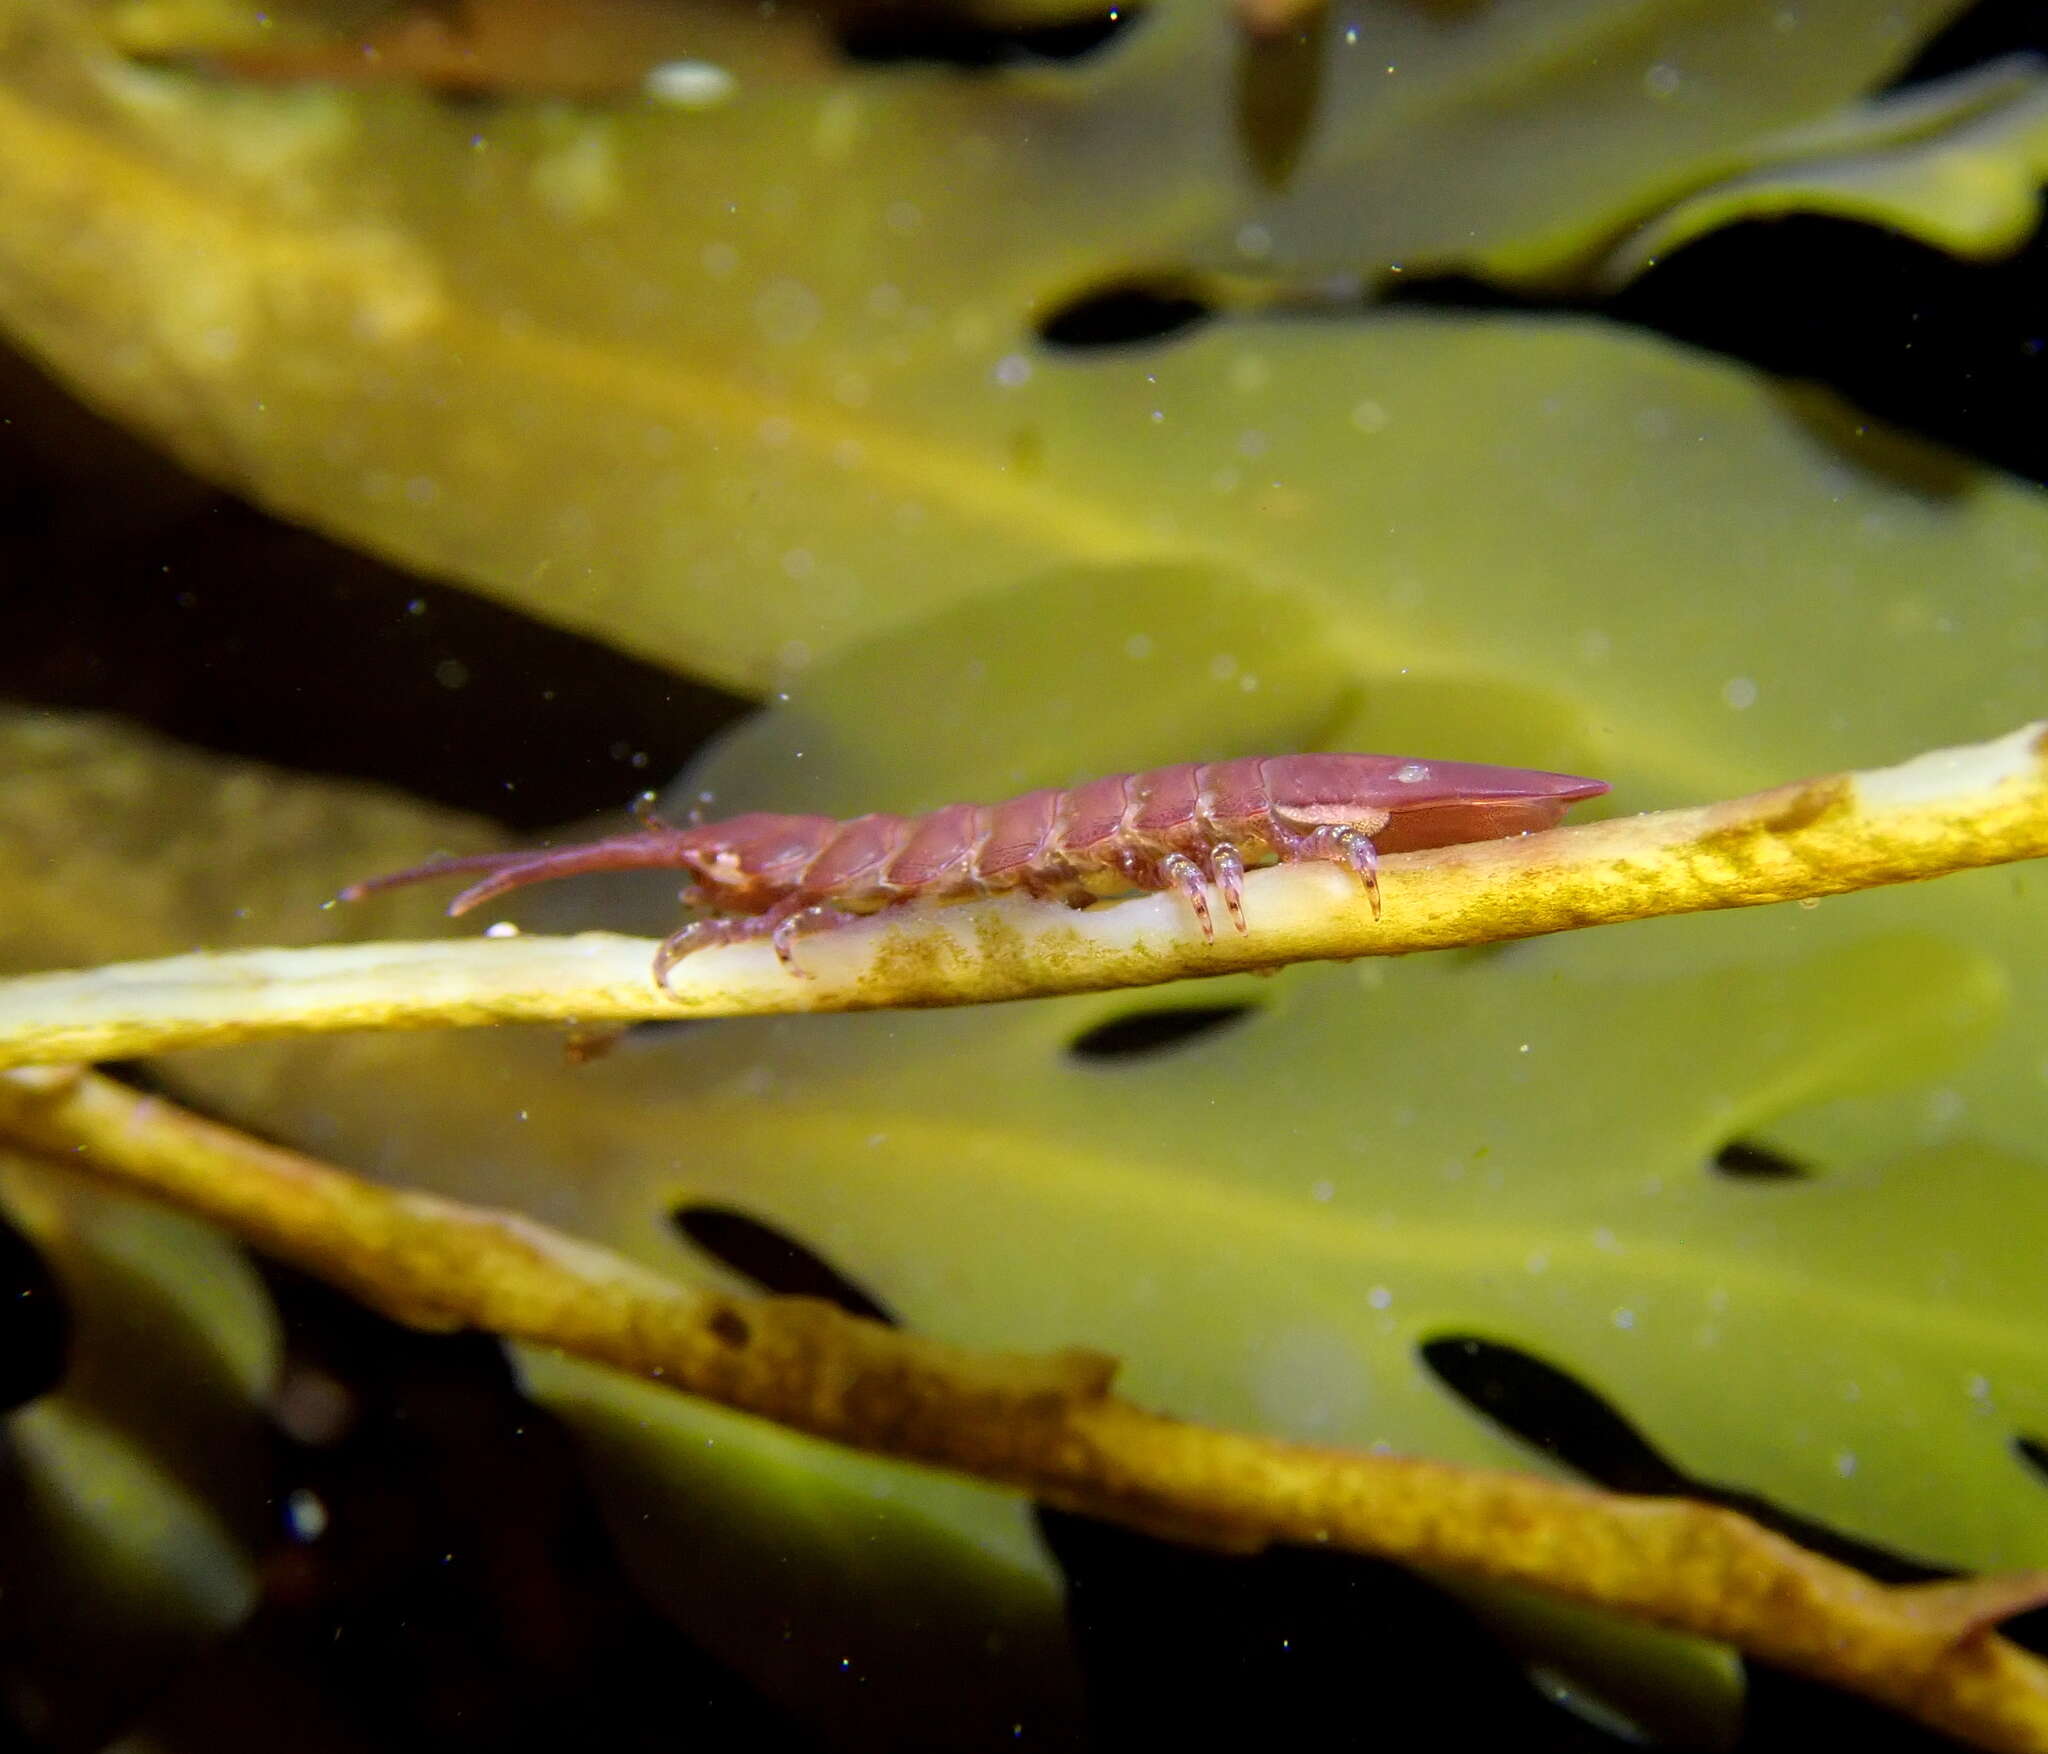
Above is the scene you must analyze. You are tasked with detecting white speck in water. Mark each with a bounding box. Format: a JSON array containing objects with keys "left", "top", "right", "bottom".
[
  {"left": 1237, "top": 429, "right": 1268, "bottom": 459},
  {"left": 1343, "top": 26, "right": 1357, "bottom": 44},
  {"left": 1722, "top": 676, "right": 1758, "bottom": 710},
  {"left": 1235, "top": 223, "right": 1273, "bottom": 260},
  {"left": 1524, "top": 1250, "right": 1549, "bottom": 1274},
  {"left": 286, "top": 1488, "right": 329, "bottom": 1542},
  {"left": 1239, "top": 673, "right": 1259, "bottom": 692},
  {"left": 1393, "top": 761, "right": 1430, "bottom": 784},
  {"left": 1833, "top": 1451, "right": 1858, "bottom": 1479},
  {"left": 866, "top": 1133, "right": 888, "bottom": 1148},
  {"left": 644, "top": 60, "right": 736, "bottom": 107},
  {"left": 1123, "top": 633, "right": 1154, "bottom": 660},
  {"left": 1612, "top": 1307, "right": 1637, "bottom": 1331},
  {"left": 1367, "top": 1286, "right": 1392, "bottom": 1310},
  {"left": 994, "top": 353, "right": 1032, "bottom": 388},
  {"left": 1310, "top": 1179, "right": 1334, "bottom": 1203},
  {"left": 484, "top": 921, "right": 520, "bottom": 938},
  {"left": 1966, "top": 1372, "right": 1992, "bottom": 1402},
  {"left": 1592, "top": 1226, "right": 1621, "bottom": 1253},
  {"left": 1350, "top": 399, "right": 1389, "bottom": 434},
  {"left": 1210, "top": 465, "right": 1242, "bottom": 494},
  {"left": 1924, "top": 1086, "right": 1965, "bottom": 1128},
  {"left": 1208, "top": 653, "right": 1239, "bottom": 682},
  {"left": 1644, "top": 61, "right": 1682, "bottom": 98}
]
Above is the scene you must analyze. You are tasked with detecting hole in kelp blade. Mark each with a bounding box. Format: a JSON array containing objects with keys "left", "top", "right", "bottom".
[
  {"left": 1039, "top": 281, "right": 1213, "bottom": 350},
  {"left": 838, "top": 4, "right": 1142, "bottom": 67},
  {"left": 1422, "top": 1335, "right": 1952, "bottom": 1584},
  {"left": 0, "top": 1207, "right": 68, "bottom": 1410},
  {"left": 1711, "top": 1139, "right": 1811, "bottom": 1180},
  {"left": 1068, "top": 1004, "right": 1259, "bottom": 1060},
  {"left": 671, "top": 1205, "right": 896, "bottom": 1325}
]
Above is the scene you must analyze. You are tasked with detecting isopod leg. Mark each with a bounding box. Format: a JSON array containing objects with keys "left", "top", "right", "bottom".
[
  {"left": 769, "top": 903, "right": 864, "bottom": 977},
  {"left": 652, "top": 917, "right": 760, "bottom": 990},
  {"left": 1291, "top": 825, "right": 1382, "bottom": 921},
  {"left": 1160, "top": 851, "right": 1215, "bottom": 941},
  {"left": 1207, "top": 841, "right": 1247, "bottom": 933},
  {"left": 651, "top": 901, "right": 868, "bottom": 988}
]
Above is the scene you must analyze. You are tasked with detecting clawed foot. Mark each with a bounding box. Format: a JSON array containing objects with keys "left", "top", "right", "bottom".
[
  {"left": 1160, "top": 842, "right": 1252, "bottom": 942},
  {"left": 1291, "top": 825, "right": 1381, "bottom": 920},
  {"left": 652, "top": 901, "right": 866, "bottom": 988}
]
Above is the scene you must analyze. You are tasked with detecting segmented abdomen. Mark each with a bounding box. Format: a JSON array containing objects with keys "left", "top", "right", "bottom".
[{"left": 774, "top": 756, "right": 1359, "bottom": 912}]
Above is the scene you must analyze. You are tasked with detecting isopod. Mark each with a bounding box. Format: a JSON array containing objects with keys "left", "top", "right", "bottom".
[{"left": 341, "top": 753, "right": 1608, "bottom": 987}]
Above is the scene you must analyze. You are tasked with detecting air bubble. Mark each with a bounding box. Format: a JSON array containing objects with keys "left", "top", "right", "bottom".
[
  {"left": 645, "top": 60, "right": 736, "bottom": 107},
  {"left": 285, "top": 1488, "right": 329, "bottom": 1541}
]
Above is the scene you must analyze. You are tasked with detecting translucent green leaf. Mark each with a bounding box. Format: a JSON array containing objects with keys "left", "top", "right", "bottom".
[
  {"left": 0, "top": 0, "right": 2000, "bottom": 690},
  {"left": 1601, "top": 60, "right": 2048, "bottom": 284},
  {"left": 0, "top": 1148, "right": 277, "bottom": 1745}
]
